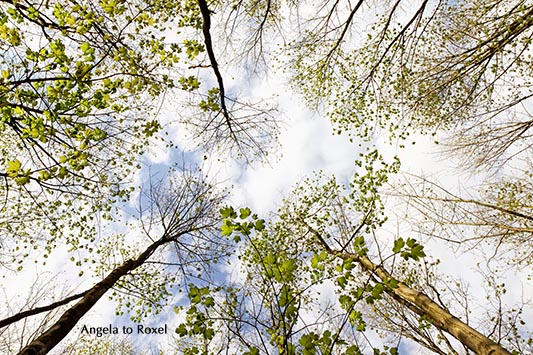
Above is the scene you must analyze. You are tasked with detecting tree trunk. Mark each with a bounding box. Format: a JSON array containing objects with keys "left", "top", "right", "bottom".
[
  {"left": 311, "top": 227, "right": 513, "bottom": 355},
  {"left": 353, "top": 252, "right": 512, "bottom": 355},
  {"left": 17, "top": 238, "right": 166, "bottom": 355}
]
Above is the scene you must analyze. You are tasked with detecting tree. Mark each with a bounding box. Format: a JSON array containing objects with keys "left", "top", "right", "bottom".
[
  {"left": 195, "top": 0, "right": 279, "bottom": 159},
  {"left": 392, "top": 174, "right": 533, "bottom": 269},
  {"left": 279, "top": 172, "right": 530, "bottom": 355},
  {"left": 3, "top": 0, "right": 533, "bottom": 354},
  {"left": 285, "top": 0, "right": 533, "bottom": 171},
  {"left": 1, "top": 167, "right": 227, "bottom": 355},
  {"left": 0, "top": 275, "right": 86, "bottom": 354},
  {"left": 280, "top": 0, "right": 533, "bottom": 312},
  {"left": 174, "top": 205, "right": 373, "bottom": 355},
  {"left": 0, "top": 0, "right": 279, "bottom": 268},
  {"left": 175, "top": 173, "right": 528, "bottom": 355},
  {"left": 0, "top": 0, "right": 178, "bottom": 266}
]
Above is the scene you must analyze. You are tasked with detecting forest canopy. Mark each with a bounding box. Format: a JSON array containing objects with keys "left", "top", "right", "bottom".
[{"left": 0, "top": 1, "right": 531, "bottom": 355}]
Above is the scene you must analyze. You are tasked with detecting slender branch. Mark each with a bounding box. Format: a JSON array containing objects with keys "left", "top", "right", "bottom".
[
  {"left": 197, "top": 0, "right": 238, "bottom": 144},
  {"left": 323, "top": 0, "right": 364, "bottom": 65},
  {"left": 0, "top": 291, "right": 88, "bottom": 329}
]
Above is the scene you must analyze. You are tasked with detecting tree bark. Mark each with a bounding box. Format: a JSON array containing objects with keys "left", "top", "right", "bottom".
[
  {"left": 310, "top": 227, "right": 513, "bottom": 355},
  {"left": 17, "top": 238, "right": 166, "bottom": 355}
]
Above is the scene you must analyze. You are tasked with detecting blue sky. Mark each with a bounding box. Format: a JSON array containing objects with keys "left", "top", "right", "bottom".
[
  {"left": 2, "top": 2, "right": 532, "bottom": 354},
  {"left": 5, "top": 39, "right": 530, "bottom": 355}
]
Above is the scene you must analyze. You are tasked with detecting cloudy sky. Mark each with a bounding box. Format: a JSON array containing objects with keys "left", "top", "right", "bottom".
[
  {"left": 2, "top": 2, "right": 531, "bottom": 355},
  {"left": 5, "top": 40, "right": 530, "bottom": 355}
]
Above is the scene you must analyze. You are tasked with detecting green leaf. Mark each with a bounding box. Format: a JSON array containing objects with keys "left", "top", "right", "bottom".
[
  {"left": 6, "top": 160, "right": 21, "bottom": 178},
  {"left": 311, "top": 254, "right": 320, "bottom": 268},
  {"left": 337, "top": 276, "right": 347, "bottom": 288},
  {"left": 204, "top": 296, "right": 215, "bottom": 307},
  {"left": 175, "top": 324, "right": 187, "bottom": 337},
  {"left": 205, "top": 328, "right": 215, "bottom": 339},
  {"left": 189, "top": 286, "right": 202, "bottom": 304},
  {"left": 220, "top": 206, "right": 235, "bottom": 218},
  {"left": 15, "top": 176, "right": 30, "bottom": 185},
  {"left": 221, "top": 223, "right": 233, "bottom": 236},
  {"left": 80, "top": 42, "right": 91, "bottom": 54},
  {"left": 255, "top": 219, "right": 265, "bottom": 231},
  {"left": 239, "top": 207, "right": 251, "bottom": 219},
  {"left": 349, "top": 310, "right": 364, "bottom": 329},
  {"left": 392, "top": 238, "right": 404, "bottom": 253},
  {"left": 346, "top": 345, "right": 362, "bottom": 355},
  {"left": 386, "top": 278, "right": 399, "bottom": 289},
  {"left": 281, "top": 259, "right": 297, "bottom": 274},
  {"left": 356, "top": 322, "right": 366, "bottom": 331},
  {"left": 371, "top": 283, "right": 384, "bottom": 299},
  {"left": 299, "top": 333, "right": 316, "bottom": 349},
  {"left": 343, "top": 258, "right": 355, "bottom": 270},
  {"left": 411, "top": 244, "right": 426, "bottom": 260}
]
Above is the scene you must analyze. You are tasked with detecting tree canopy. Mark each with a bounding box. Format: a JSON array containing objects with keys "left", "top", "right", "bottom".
[{"left": 1, "top": 0, "right": 532, "bottom": 355}]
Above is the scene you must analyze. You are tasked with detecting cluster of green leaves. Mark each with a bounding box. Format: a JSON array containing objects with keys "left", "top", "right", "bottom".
[
  {"left": 199, "top": 88, "right": 222, "bottom": 113},
  {"left": 268, "top": 160, "right": 436, "bottom": 351},
  {"left": 298, "top": 330, "right": 365, "bottom": 355},
  {"left": 221, "top": 206, "right": 265, "bottom": 242},
  {"left": 287, "top": 0, "right": 533, "bottom": 166},
  {"left": 218, "top": 201, "right": 422, "bottom": 355},
  {"left": 284, "top": 150, "right": 400, "bottom": 258},
  {"left": 174, "top": 205, "right": 382, "bottom": 355},
  {"left": 0, "top": 0, "right": 215, "bottom": 265},
  {"left": 175, "top": 285, "right": 218, "bottom": 343},
  {"left": 392, "top": 238, "right": 426, "bottom": 262},
  {"left": 174, "top": 281, "right": 241, "bottom": 355},
  {"left": 221, "top": 207, "right": 304, "bottom": 352},
  {"left": 0, "top": 0, "right": 210, "bottom": 169},
  {"left": 112, "top": 264, "right": 175, "bottom": 322}
]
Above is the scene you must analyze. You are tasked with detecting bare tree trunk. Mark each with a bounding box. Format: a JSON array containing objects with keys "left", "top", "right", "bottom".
[
  {"left": 17, "top": 238, "right": 166, "bottom": 355},
  {"left": 310, "top": 227, "right": 513, "bottom": 355},
  {"left": 14, "top": 169, "right": 220, "bottom": 355}
]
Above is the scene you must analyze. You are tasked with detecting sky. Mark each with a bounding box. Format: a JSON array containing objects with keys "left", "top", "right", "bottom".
[
  {"left": 125, "top": 53, "right": 531, "bottom": 352},
  {"left": 1, "top": 1, "right": 532, "bottom": 355},
  {"left": 4, "top": 66, "right": 530, "bottom": 355}
]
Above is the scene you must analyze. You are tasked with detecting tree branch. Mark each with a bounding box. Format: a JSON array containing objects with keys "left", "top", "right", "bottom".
[
  {"left": 0, "top": 291, "right": 87, "bottom": 329},
  {"left": 197, "top": 0, "right": 238, "bottom": 144}
]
